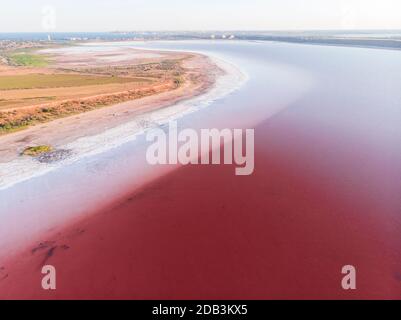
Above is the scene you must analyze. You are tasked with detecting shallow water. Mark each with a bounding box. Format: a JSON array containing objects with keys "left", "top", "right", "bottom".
[{"left": 1, "top": 40, "right": 400, "bottom": 280}]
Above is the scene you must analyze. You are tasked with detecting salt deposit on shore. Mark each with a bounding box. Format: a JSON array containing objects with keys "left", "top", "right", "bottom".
[{"left": 0, "top": 50, "right": 247, "bottom": 191}]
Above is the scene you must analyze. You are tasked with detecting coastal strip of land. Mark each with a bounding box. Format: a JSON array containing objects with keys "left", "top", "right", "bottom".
[{"left": 0, "top": 44, "right": 223, "bottom": 163}]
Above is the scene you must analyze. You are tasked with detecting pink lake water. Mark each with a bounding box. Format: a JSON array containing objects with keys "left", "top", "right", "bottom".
[{"left": 0, "top": 41, "right": 400, "bottom": 299}]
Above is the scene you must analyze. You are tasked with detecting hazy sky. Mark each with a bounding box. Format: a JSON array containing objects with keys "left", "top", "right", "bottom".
[{"left": 1, "top": 0, "right": 401, "bottom": 32}]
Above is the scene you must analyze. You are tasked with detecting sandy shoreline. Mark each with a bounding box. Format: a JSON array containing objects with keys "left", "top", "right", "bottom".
[
  {"left": 0, "top": 52, "right": 220, "bottom": 163},
  {"left": 0, "top": 45, "right": 246, "bottom": 264},
  {"left": 0, "top": 47, "right": 244, "bottom": 193}
]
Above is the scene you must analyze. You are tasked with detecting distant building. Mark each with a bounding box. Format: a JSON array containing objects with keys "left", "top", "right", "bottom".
[
  {"left": 47, "top": 34, "right": 52, "bottom": 41},
  {"left": 229, "top": 35, "right": 235, "bottom": 40},
  {"left": 211, "top": 34, "right": 216, "bottom": 39}
]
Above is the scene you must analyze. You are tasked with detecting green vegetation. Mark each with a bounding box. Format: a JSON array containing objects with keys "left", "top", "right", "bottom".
[
  {"left": 8, "top": 53, "right": 49, "bottom": 67},
  {"left": 0, "top": 55, "right": 186, "bottom": 135},
  {"left": 0, "top": 123, "right": 29, "bottom": 134},
  {"left": 0, "top": 87, "right": 165, "bottom": 135},
  {"left": 22, "top": 145, "right": 53, "bottom": 157},
  {"left": 0, "top": 74, "right": 142, "bottom": 90}
]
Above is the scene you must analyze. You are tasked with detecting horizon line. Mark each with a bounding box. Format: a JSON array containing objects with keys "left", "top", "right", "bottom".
[{"left": 1, "top": 28, "right": 401, "bottom": 34}]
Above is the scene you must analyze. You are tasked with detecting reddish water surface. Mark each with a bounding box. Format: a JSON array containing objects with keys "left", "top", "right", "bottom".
[{"left": 0, "top": 41, "right": 400, "bottom": 299}]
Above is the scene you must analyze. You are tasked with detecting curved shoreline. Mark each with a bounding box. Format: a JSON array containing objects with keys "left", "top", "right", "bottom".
[
  {"left": 0, "top": 49, "right": 246, "bottom": 191},
  {"left": 0, "top": 48, "right": 247, "bottom": 263},
  {"left": 1, "top": 40, "right": 401, "bottom": 300}
]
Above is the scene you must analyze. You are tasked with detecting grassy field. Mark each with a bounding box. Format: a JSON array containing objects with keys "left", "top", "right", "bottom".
[
  {"left": 0, "top": 82, "right": 176, "bottom": 135},
  {"left": 0, "top": 74, "right": 144, "bottom": 90},
  {"left": 8, "top": 53, "right": 49, "bottom": 67},
  {"left": 0, "top": 52, "right": 186, "bottom": 135}
]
